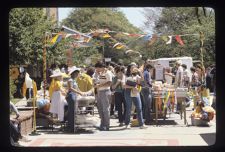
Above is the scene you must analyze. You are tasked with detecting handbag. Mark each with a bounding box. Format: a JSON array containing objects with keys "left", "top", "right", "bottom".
[{"left": 126, "top": 80, "right": 137, "bottom": 87}]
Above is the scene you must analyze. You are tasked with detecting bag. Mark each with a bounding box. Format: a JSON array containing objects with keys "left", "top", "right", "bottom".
[{"left": 126, "top": 80, "right": 137, "bottom": 87}]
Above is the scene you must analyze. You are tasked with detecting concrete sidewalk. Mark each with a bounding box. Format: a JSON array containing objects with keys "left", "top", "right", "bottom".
[{"left": 17, "top": 104, "right": 216, "bottom": 147}]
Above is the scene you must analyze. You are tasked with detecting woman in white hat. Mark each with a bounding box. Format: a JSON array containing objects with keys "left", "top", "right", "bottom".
[
  {"left": 49, "top": 70, "right": 67, "bottom": 122},
  {"left": 66, "top": 66, "right": 86, "bottom": 133}
]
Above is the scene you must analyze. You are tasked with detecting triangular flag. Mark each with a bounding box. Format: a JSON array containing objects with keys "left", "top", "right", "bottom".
[
  {"left": 84, "top": 37, "right": 91, "bottom": 43},
  {"left": 125, "top": 50, "right": 140, "bottom": 56},
  {"left": 50, "top": 34, "right": 59, "bottom": 44},
  {"left": 143, "top": 34, "right": 152, "bottom": 41},
  {"left": 125, "top": 49, "right": 133, "bottom": 54},
  {"left": 129, "top": 34, "right": 143, "bottom": 37},
  {"left": 175, "top": 35, "right": 184, "bottom": 46},
  {"left": 102, "top": 33, "right": 111, "bottom": 38},
  {"left": 65, "top": 34, "right": 73, "bottom": 38},
  {"left": 148, "top": 34, "right": 157, "bottom": 46},
  {"left": 113, "top": 43, "right": 125, "bottom": 49},
  {"left": 161, "top": 36, "right": 169, "bottom": 42},
  {"left": 166, "top": 36, "right": 172, "bottom": 44},
  {"left": 50, "top": 34, "right": 62, "bottom": 46},
  {"left": 56, "top": 35, "right": 62, "bottom": 43},
  {"left": 122, "top": 32, "right": 130, "bottom": 36}
]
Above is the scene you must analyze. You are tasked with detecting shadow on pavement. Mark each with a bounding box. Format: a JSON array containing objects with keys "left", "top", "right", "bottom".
[
  {"left": 147, "top": 120, "right": 178, "bottom": 126},
  {"left": 200, "top": 133, "right": 216, "bottom": 146}
]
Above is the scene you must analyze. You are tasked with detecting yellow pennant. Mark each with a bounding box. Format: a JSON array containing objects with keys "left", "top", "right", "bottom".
[
  {"left": 50, "top": 34, "right": 59, "bottom": 44},
  {"left": 102, "top": 33, "right": 111, "bottom": 38}
]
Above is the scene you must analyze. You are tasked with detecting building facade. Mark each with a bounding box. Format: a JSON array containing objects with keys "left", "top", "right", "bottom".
[{"left": 44, "top": 8, "right": 59, "bottom": 25}]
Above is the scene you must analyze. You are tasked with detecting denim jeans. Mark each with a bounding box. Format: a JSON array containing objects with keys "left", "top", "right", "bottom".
[
  {"left": 124, "top": 89, "right": 144, "bottom": 126},
  {"left": 141, "top": 87, "right": 152, "bottom": 123},
  {"left": 66, "top": 92, "right": 77, "bottom": 133},
  {"left": 114, "top": 91, "right": 126, "bottom": 123}
]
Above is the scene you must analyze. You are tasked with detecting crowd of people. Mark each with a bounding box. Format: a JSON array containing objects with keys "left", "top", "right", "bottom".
[
  {"left": 10, "top": 58, "right": 216, "bottom": 143},
  {"left": 44, "top": 59, "right": 215, "bottom": 132}
]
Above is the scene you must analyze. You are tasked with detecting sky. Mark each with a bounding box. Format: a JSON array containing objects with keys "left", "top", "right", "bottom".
[{"left": 58, "top": 7, "right": 150, "bottom": 33}]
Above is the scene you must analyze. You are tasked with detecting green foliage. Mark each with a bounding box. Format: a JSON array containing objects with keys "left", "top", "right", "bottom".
[
  {"left": 143, "top": 7, "right": 215, "bottom": 67},
  {"left": 9, "top": 8, "right": 66, "bottom": 66}
]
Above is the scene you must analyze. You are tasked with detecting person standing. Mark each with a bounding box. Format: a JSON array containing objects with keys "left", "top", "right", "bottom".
[
  {"left": 49, "top": 70, "right": 67, "bottom": 122},
  {"left": 190, "top": 67, "right": 200, "bottom": 88},
  {"left": 66, "top": 66, "right": 86, "bottom": 133},
  {"left": 190, "top": 67, "right": 200, "bottom": 110},
  {"left": 22, "top": 72, "right": 37, "bottom": 100},
  {"left": 122, "top": 66, "right": 147, "bottom": 129},
  {"left": 141, "top": 63, "right": 153, "bottom": 125},
  {"left": 111, "top": 66, "right": 126, "bottom": 126},
  {"left": 174, "top": 60, "right": 183, "bottom": 87},
  {"left": 196, "top": 64, "right": 206, "bottom": 85},
  {"left": 182, "top": 64, "right": 191, "bottom": 88},
  {"left": 94, "top": 61, "right": 112, "bottom": 131},
  {"left": 164, "top": 67, "right": 174, "bottom": 85}
]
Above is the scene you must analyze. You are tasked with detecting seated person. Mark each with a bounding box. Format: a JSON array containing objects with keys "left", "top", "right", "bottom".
[{"left": 10, "top": 101, "right": 22, "bottom": 146}]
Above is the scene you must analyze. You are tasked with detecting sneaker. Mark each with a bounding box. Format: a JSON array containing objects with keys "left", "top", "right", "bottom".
[
  {"left": 140, "top": 125, "right": 147, "bottom": 129},
  {"left": 125, "top": 125, "right": 131, "bottom": 129}
]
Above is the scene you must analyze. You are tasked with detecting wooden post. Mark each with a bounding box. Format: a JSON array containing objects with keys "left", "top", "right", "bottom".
[
  {"left": 43, "top": 33, "right": 47, "bottom": 99},
  {"left": 199, "top": 31, "right": 205, "bottom": 83}
]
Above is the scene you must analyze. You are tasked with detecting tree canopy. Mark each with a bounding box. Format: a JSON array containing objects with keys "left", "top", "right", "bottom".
[
  {"left": 9, "top": 7, "right": 215, "bottom": 68},
  {"left": 9, "top": 8, "right": 67, "bottom": 67},
  {"left": 141, "top": 7, "right": 215, "bottom": 67}
]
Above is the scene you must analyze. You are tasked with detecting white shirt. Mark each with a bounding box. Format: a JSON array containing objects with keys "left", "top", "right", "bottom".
[
  {"left": 126, "top": 75, "right": 141, "bottom": 97},
  {"left": 165, "top": 74, "right": 173, "bottom": 85},
  {"left": 98, "top": 70, "right": 112, "bottom": 91},
  {"left": 175, "top": 66, "right": 183, "bottom": 87},
  {"left": 155, "top": 64, "right": 164, "bottom": 80}
]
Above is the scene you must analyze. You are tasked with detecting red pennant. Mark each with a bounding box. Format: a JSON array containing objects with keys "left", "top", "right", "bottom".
[{"left": 175, "top": 35, "right": 184, "bottom": 46}]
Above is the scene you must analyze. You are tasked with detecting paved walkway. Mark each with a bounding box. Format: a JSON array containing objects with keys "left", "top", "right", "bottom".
[{"left": 16, "top": 103, "right": 216, "bottom": 147}]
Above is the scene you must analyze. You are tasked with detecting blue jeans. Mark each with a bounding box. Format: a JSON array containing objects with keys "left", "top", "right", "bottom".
[
  {"left": 114, "top": 91, "right": 126, "bottom": 123},
  {"left": 124, "top": 89, "right": 144, "bottom": 126},
  {"left": 141, "top": 87, "right": 152, "bottom": 123},
  {"left": 66, "top": 92, "right": 77, "bottom": 133}
]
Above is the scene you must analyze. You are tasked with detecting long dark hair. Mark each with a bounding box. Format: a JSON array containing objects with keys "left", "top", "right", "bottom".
[{"left": 126, "top": 65, "right": 132, "bottom": 77}]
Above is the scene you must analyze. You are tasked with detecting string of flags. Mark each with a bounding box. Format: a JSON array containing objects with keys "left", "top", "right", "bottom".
[{"left": 47, "top": 25, "right": 200, "bottom": 57}]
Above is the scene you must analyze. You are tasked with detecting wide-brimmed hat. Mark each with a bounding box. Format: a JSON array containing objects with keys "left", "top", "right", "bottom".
[
  {"left": 132, "top": 67, "right": 139, "bottom": 73},
  {"left": 50, "top": 69, "right": 63, "bottom": 78},
  {"left": 68, "top": 66, "right": 81, "bottom": 75},
  {"left": 130, "top": 62, "right": 137, "bottom": 66}
]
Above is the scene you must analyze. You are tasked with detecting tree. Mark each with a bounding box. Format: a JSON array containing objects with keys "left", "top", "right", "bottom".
[
  {"left": 9, "top": 8, "right": 66, "bottom": 67},
  {"left": 61, "top": 8, "right": 142, "bottom": 65},
  {"left": 142, "top": 7, "right": 215, "bottom": 67}
]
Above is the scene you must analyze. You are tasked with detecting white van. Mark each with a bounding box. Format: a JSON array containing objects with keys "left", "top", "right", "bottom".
[{"left": 150, "top": 56, "right": 193, "bottom": 70}]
